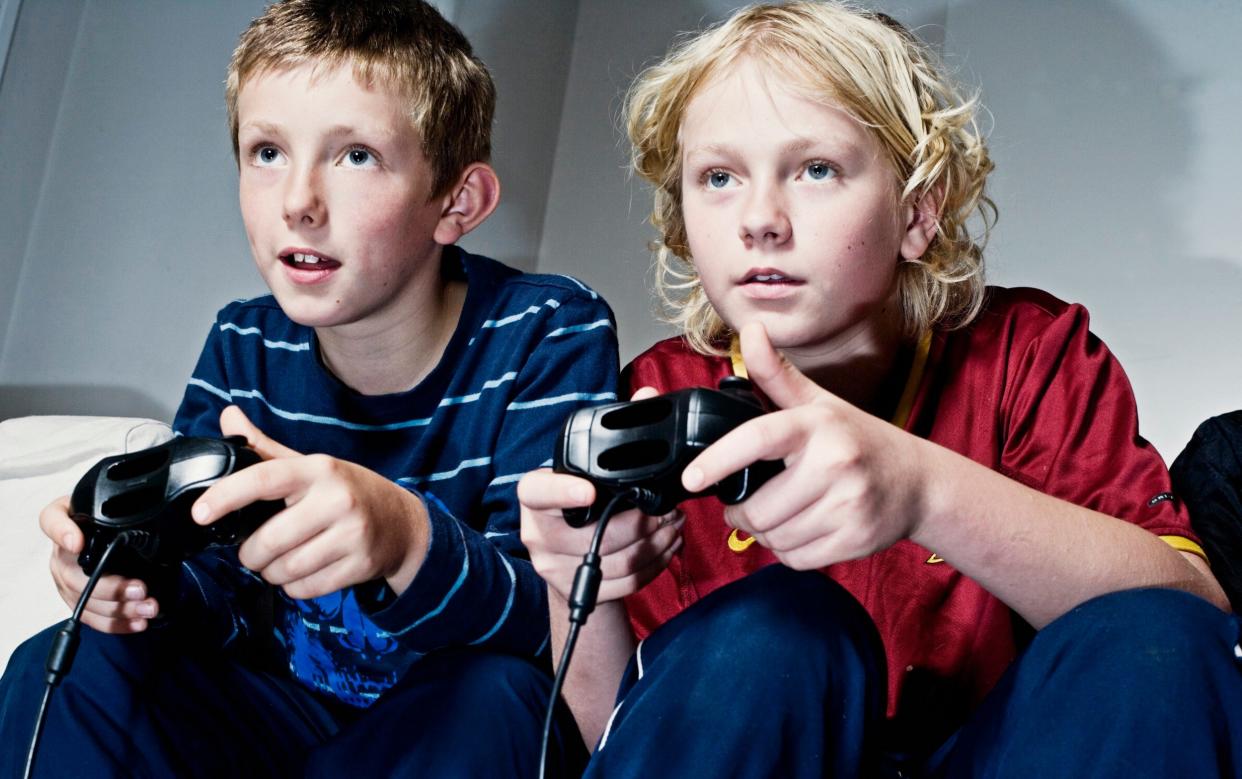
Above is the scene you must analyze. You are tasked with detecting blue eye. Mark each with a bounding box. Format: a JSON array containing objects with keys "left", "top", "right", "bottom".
[
  {"left": 805, "top": 162, "right": 835, "bottom": 181},
  {"left": 344, "top": 148, "right": 376, "bottom": 168},
  {"left": 706, "top": 170, "right": 732, "bottom": 189},
  {"left": 253, "top": 146, "right": 283, "bottom": 166}
]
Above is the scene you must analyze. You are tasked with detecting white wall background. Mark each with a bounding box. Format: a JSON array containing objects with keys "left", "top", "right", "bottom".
[
  {"left": 1, "top": 0, "right": 1239, "bottom": 463},
  {"left": 0, "top": 0, "right": 578, "bottom": 421}
]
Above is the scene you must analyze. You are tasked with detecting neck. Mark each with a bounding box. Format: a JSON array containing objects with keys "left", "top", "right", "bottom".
[
  {"left": 781, "top": 298, "right": 911, "bottom": 418},
  {"left": 316, "top": 272, "right": 468, "bottom": 396}
]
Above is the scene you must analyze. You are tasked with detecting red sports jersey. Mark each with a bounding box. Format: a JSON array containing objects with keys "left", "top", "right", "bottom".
[{"left": 622, "top": 286, "right": 1203, "bottom": 744}]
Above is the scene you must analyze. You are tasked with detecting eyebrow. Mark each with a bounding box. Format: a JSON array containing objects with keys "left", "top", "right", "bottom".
[
  {"left": 684, "top": 138, "right": 823, "bottom": 161},
  {"left": 237, "top": 121, "right": 393, "bottom": 141}
]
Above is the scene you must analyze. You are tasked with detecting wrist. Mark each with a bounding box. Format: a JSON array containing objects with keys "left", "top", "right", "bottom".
[{"left": 385, "top": 490, "right": 430, "bottom": 595}]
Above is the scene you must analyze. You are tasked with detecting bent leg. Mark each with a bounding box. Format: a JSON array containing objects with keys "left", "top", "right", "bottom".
[
  {"left": 928, "top": 588, "right": 1242, "bottom": 778},
  {"left": 586, "top": 564, "right": 887, "bottom": 779},
  {"left": 307, "top": 650, "right": 587, "bottom": 779},
  {"left": 0, "top": 623, "right": 336, "bottom": 778}
]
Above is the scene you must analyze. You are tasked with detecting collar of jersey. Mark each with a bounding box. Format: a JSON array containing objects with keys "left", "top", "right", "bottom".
[{"left": 727, "top": 330, "right": 932, "bottom": 429}]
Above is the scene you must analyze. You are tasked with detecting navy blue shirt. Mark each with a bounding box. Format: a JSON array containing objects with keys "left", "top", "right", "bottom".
[{"left": 172, "top": 248, "right": 619, "bottom": 707}]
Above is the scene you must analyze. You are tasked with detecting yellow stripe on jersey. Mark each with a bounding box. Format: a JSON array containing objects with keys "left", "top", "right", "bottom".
[
  {"left": 892, "top": 331, "right": 932, "bottom": 430},
  {"left": 729, "top": 334, "right": 748, "bottom": 379},
  {"left": 1161, "top": 535, "right": 1209, "bottom": 563}
]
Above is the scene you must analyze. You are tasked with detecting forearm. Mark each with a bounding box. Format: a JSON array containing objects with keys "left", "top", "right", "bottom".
[
  {"left": 911, "top": 442, "right": 1228, "bottom": 628},
  {"left": 549, "top": 592, "right": 636, "bottom": 749}
]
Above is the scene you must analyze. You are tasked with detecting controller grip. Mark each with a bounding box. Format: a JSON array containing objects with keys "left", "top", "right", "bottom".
[{"left": 716, "top": 458, "right": 784, "bottom": 505}]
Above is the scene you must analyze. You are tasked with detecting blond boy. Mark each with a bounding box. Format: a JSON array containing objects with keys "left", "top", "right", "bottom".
[{"left": 521, "top": 3, "right": 1240, "bottom": 776}]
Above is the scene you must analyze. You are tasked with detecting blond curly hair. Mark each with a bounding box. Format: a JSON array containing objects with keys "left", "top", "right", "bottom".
[{"left": 626, "top": 1, "right": 996, "bottom": 354}]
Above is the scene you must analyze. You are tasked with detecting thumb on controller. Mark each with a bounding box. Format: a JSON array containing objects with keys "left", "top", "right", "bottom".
[
  {"left": 219, "top": 405, "right": 300, "bottom": 460},
  {"left": 738, "top": 322, "right": 825, "bottom": 410}
]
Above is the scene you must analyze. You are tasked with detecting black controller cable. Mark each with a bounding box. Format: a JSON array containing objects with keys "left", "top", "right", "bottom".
[
  {"left": 24, "top": 532, "right": 134, "bottom": 779},
  {"left": 538, "top": 488, "right": 643, "bottom": 779}
]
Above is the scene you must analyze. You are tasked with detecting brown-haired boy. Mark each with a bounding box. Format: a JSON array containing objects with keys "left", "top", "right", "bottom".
[{"left": 1, "top": 2, "right": 610, "bottom": 776}]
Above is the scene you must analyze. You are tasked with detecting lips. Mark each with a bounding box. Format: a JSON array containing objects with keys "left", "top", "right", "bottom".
[
  {"left": 278, "top": 248, "right": 340, "bottom": 285},
  {"left": 740, "top": 267, "right": 801, "bottom": 285},
  {"left": 737, "top": 267, "right": 803, "bottom": 300}
]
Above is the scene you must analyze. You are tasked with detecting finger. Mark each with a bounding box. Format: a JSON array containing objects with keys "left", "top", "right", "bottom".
[
  {"left": 774, "top": 530, "right": 854, "bottom": 571},
  {"left": 193, "top": 457, "right": 308, "bottom": 526},
  {"left": 597, "top": 513, "right": 684, "bottom": 582},
  {"left": 254, "top": 521, "right": 347, "bottom": 588},
  {"left": 237, "top": 501, "right": 325, "bottom": 573},
  {"left": 595, "top": 534, "right": 683, "bottom": 603},
  {"left": 594, "top": 508, "right": 679, "bottom": 557},
  {"left": 682, "top": 411, "right": 805, "bottom": 493},
  {"left": 517, "top": 469, "right": 594, "bottom": 513},
  {"left": 219, "top": 405, "right": 300, "bottom": 460},
  {"left": 721, "top": 462, "right": 825, "bottom": 536},
  {"left": 78, "top": 610, "right": 151, "bottom": 634},
  {"left": 630, "top": 386, "right": 660, "bottom": 401},
  {"left": 281, "top": 554, "right": 358, "bottom": 601},
  {"left": 81, "top": 591, "right": 160, "bottom": 622},
  {"left": 40, "top": 496, "right": 83, "bottom": 552},
  {"left": 739, "top": 321, "right": 826, "bottom": 409}
]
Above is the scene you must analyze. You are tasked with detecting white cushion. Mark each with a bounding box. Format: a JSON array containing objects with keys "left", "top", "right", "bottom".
[{"left": 0, "top": 416, "right": 173, "bottom": 664}]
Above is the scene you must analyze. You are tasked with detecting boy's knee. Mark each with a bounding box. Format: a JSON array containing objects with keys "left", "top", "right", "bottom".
[
  {"left": 1034, "top": 588, "right": 1237, "bottom": 683},
  {"left": 673, "top": 565, "right": 882, "bottom": 673}
]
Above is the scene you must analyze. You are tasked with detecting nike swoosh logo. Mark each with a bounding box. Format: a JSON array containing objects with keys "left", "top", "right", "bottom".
[{"left": 728, "top": 529, "right": 757, "bottom": 553}]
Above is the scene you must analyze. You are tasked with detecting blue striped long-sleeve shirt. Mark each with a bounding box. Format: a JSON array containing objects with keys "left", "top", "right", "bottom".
[{"left": 171, "top": 247, "right": 619, "bottom": 707}]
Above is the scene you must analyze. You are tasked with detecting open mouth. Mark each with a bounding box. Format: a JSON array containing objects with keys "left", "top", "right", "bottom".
[
  {"left": 742, "top": 270, "right": 801, "bottom": 285},
  {"left": 280, "top": 251, "right": 341, "bottom": 270}
]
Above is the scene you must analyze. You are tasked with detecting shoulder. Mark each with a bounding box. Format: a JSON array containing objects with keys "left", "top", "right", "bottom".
[
  {"left": 461, "top": 251, "right": 611, "bottom": 312},
  {"left": 969, "top": 286, "right": 1086, "bottom": 335},
  {"left": 211, "top": 294, "right": 297, "bottom": 332},
  {"left": 946, "top": 286, "right": 1097, "bottom": 366}
]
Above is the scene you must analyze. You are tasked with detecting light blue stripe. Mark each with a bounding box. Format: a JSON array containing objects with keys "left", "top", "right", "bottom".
[
  {"left": 219, "top": 322, "right": 310, "bottom": 352},
  {"left": 187, "top": 379, "right": 434, "bottom": 431},
  {"left": 469, "top": 554, "right": 516, "bottom": 645},
  {"left": 535, "top": 631, "right": 550, "bottom": 657},
  {"left": 438, "top": 372, "right": 518, "bottom": 407},
  {"left": 556, "top": 275, "right": 598, "bottom": 299},
  {"left": 487, "top": 472, "right": 525, "bottom": 487},
  {"left": 546, "top": 319, "right": 614, "bottom": 338},
  {"left": 507, "top": 391, "right": 616, "bottom": 411},
  {"left": 391, "top": 523, "right": 470, "bottom": 635},
  {"left": 398, "top": 456, "right": 492, "bottom": 486},
  {"left": 188, "top": 377, "right": 233, "bottom": 403},
  {"left": 480, "top": 298, "right": 561, "bottom": 330}
]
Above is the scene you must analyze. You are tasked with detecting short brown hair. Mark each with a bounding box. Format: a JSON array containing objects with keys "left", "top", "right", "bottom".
[
  {"left": 226, "top": 0, "right": 495, "bottom": 199},
  {"left": 626, "top": 1, "right": 996, "bottom": 354}
]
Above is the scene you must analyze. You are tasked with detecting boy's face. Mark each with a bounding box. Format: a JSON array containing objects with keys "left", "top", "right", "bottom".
[
  {"left": 679, "top": 58, "right": 920, "bottom": 358},
  {"left": 236, "top": 62, "right": 447, "bottom": 331}
]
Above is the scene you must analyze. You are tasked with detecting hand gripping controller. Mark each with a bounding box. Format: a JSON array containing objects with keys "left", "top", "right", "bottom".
[
  {"left": 553, "top": 376, "right": 784, "bottom": 526},
  {"left": 71, "top": 435, "right": 282, "bottom": 578}
]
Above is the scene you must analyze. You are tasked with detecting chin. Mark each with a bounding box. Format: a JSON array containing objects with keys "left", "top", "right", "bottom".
[{"left": 268, "top": 293, "right": 348, "bottom": 330}]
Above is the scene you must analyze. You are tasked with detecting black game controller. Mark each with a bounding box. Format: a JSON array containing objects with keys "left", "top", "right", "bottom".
[
  {"left": 71, "top": 435, "right": 282, "bottom": 578},
  {"left": 553, "top": 376, "right": 784, "bottom": 527}
]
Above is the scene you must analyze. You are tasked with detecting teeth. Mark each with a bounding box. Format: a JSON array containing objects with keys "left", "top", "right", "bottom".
[
  {"left": 293, "top": 253, "right": 321, "bottom": 264},
  {"left": 753, "top": 274, "right": 787, "bottom": 282}
]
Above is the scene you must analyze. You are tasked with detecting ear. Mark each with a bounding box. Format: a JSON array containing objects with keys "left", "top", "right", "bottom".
[
  {"left": 899, "top": 183, "right": 943, "bottom": 261},
  {"left": 433, "top": 162, "right": 501, "bottom": 245}
]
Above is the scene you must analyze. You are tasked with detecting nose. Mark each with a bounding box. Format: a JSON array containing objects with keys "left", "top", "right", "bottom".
[
  {"left": 283, "top": 165, "right": 326, "bottom": 228},
  {"left": 738, "top": 181, "right": 791, "bottom": 248}
]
